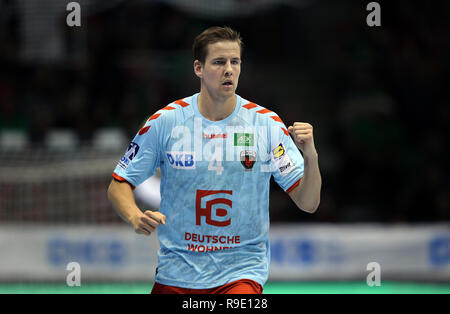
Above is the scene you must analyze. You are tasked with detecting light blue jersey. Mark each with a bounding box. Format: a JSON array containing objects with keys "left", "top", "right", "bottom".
[{"left": 113, "top": 93, "right": 304, "bottom": 288}]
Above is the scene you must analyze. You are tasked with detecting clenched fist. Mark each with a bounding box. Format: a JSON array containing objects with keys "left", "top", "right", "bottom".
[
  {"left": 131, "top": 210, "right": 166, "bottom": 236},
  {"left": 288, "top": 122, "right": 318, "bottom": 159}
]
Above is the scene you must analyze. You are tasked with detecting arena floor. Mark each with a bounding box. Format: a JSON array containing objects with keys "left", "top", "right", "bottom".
[{"left": 1, "top": 281, "right": 449, "bottom": 294}]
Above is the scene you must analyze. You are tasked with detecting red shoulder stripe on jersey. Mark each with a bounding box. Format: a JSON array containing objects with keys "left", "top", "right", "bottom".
[
  {"left": 256, "top": 108, "right": 272, "bottom": 114},
  {"left": 174, "top": 99, "right": 190, "bottom": 107},
  {"left": 148, "top": 113, "right": 161, "bottom": 121},
  {"left": 138, "top": 125, "right": 150, "bottom": 135},
  {"left": 286, "top": 178, "right": 301, "bottom": 194},
  {"left": 112, "top": 173, "right": 136, "bottom": 190},
  {"left": 281, "top": 127, "right": 289, "bottom": 136},
  {"left": 161, "top": 106, "right": 175, "bottom": 110},
  {"left": 242, "top": 102, "right": 258, "bottom": 110},
  {"left": 270, "top": 116, "right": 283, "bottom": 123}
]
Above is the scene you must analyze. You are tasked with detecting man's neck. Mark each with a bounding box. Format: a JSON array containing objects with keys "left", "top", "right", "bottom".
[{"left": 198, "top": 90, "right": 236, "bottom": 122}]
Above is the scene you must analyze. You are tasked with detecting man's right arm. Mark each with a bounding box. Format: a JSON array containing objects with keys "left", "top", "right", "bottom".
[{"left": 107, "top": 179, "right": 166, "bottom": 236}]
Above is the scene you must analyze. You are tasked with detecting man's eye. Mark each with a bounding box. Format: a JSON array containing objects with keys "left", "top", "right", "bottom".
[{"left": 214, "top": 60, "right": 225, "bottom": 65}]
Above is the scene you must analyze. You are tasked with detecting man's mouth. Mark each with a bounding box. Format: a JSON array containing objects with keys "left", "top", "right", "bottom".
[{"left": 222, "top": 80, "right": 233, "bottom": 86}]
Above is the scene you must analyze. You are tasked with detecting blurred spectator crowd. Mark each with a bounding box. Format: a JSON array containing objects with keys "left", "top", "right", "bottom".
[{"left": 0, "top": 0, "right": 449, "bottom": 223}]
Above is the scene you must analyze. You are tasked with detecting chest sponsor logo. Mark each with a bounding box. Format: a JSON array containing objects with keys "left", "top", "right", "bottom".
[
  {"left": 234, "top": 133, "right": 254, "bottom": 146},
  {"left": 184, "top": 190, "right": 237, "bottom": 253},
  {"left": 185, "top": 232, "right": 240, "bottom": 253},
  {"left": 166, "top": 152, "right": 196, "bottom": 169},
  {"left": 195, "top": 190, "right": 232, "bottom": 227},
  {"left": 240, "top": 150, "right": 257, "bottom": 170},
  {"left": 118, "top": 142, "right": 140, "bottom": 169}
]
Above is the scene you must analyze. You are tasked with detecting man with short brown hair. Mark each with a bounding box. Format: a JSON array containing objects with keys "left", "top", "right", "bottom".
[{"left": 107, "top": 26, "right": 321, "bottom": 294}]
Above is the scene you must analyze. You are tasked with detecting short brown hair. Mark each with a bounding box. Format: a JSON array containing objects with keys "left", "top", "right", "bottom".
[{"left": 192, "top": 26, "right": 243, "bottom": 63}]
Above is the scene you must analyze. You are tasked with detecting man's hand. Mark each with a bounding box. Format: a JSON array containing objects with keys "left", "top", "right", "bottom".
[
  {"left": 130, "top": 210, "right": 166, "bottom": 236},
  {"left": 287, "top": 122, "right": 321, "bottom": 213},
  {"left": 288, "top": 122, "right": 317, "bottom": 159}
]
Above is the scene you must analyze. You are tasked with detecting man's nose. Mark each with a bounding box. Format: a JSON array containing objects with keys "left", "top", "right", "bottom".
[{"left": 224, "top": 60, "right": 233, "bottom": 76}]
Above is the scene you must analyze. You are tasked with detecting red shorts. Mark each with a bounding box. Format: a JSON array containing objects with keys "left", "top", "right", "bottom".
[{"left": 151, "top": 279, "right": 263, "bottom": 294}]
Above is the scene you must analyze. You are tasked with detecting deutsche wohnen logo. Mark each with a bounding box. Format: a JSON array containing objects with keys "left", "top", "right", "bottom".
[{"left": 195, "top": 190, "right": 233, "bottom": 227}]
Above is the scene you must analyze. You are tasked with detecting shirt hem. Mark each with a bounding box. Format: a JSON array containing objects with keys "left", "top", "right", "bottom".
[
  {"left": 285, "top": 177, "right": 302, "bottom": 194},
  {"left": 154, "top": 275, "right": 265, "bottom": 290}
]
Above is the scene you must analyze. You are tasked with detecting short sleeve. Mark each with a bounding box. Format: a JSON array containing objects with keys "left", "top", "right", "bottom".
[
  {"left": 112, "top": 114, "right": 162, "bottom": 188},
  {"left": 269, "top": 120, "right": 304, "bottom": 193}
]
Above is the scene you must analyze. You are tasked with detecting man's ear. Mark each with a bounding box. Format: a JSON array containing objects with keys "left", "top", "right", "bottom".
[{"left": 193, "top": 60, "right": 203, "bottom": 78}]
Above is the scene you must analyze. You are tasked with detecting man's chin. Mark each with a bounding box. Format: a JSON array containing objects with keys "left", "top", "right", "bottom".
[{"left": 221, "top": 86, "right": 237, "bottom": 95}]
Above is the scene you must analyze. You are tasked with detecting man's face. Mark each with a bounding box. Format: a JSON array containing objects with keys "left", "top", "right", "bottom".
[{"left": 194, "top": 40, "right": 241, "bottom": 99}]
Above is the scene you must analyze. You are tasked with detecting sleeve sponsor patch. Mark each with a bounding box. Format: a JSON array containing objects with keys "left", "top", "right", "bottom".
[
  {"left": 272, "top": 143, "right": 285, "bottom": 159},
  {"left": 118, "top": 142, "right": 140, "bottom": 170},
  {"left": 272, "top": 142, "right": 295, "bottom": 176}
]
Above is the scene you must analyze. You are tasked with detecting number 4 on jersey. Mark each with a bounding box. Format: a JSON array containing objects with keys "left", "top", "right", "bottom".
[{"left": 208, "top": 146, "right": 224, "bottom": 175}]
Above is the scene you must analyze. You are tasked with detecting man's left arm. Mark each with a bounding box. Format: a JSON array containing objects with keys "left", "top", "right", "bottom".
[{"left": 287, "top": 122, "right": 322, "bottom": 213}]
